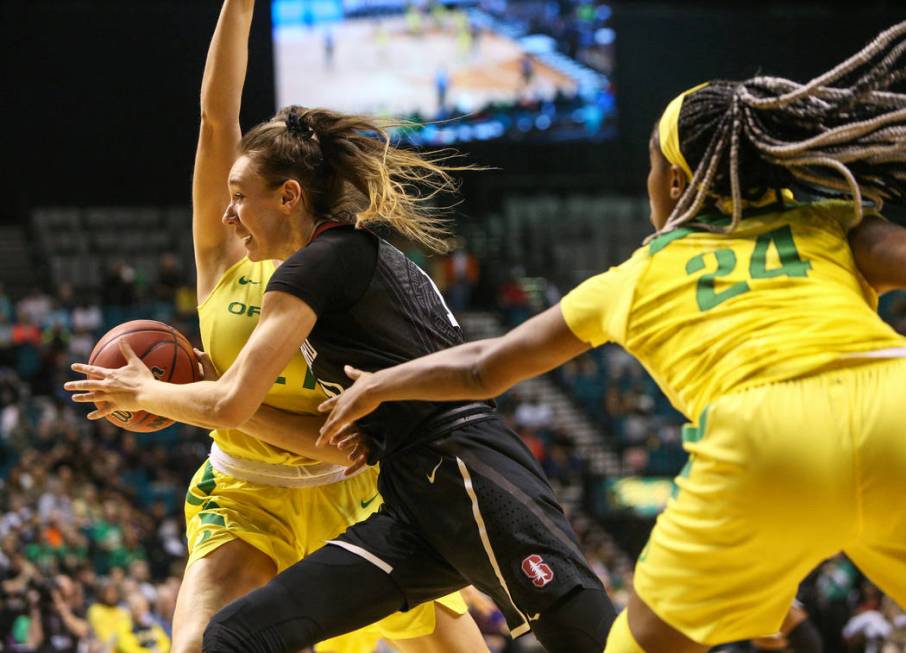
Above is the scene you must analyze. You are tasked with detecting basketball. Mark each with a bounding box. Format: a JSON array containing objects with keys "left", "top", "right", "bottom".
[{"left": 88, "top": 320, "right": 201, "bottom": 432}]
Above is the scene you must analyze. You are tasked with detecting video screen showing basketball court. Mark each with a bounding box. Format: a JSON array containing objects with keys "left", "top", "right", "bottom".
[{"left": 273, "top": 0, "right": 617, "bottom": 143}]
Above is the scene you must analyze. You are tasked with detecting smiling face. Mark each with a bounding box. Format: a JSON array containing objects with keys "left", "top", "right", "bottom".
[
  {"left": 647, "top": 128, "right": 689, "bottom": 231},
  {"left": 223, "top": 155, "right": 310, "bottom": 260}
]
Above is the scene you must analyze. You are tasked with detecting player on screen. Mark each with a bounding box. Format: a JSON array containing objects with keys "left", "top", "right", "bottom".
[
  {"left": 64, "top": 18, "right": 618, "bottom": 653},
  {"left": 312, "top": 21, "right": 906, "bottom": 653},
  {"left": 126, "top": 1, "right": 485, "bottom": 652}
]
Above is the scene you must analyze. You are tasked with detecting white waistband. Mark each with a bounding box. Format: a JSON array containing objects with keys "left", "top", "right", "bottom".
[
  {"left": 842, "top": 347, "right": 906, "bottom": 359},
  {"left": 208, "top": 442, "right": 365, "bottom": 488}
]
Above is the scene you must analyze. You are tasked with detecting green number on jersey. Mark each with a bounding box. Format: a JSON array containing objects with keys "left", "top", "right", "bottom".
[
  {"left": 749, "top": 225, "right": 812, "bottom": 279},
  {"left": 685, "top": 226, "right": 811, "bottom": 312},
  {"left": 685, "top": 249, "right": 751, "bottom": 312}
]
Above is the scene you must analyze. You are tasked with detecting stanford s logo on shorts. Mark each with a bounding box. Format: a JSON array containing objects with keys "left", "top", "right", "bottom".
[{"left": 522, "top": 554, "right": 554, "bottom": 588}]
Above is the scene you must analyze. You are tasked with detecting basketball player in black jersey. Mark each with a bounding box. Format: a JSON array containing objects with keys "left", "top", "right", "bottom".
[{"left": 65, "top": 104, "right": 616, "bottom": 652}]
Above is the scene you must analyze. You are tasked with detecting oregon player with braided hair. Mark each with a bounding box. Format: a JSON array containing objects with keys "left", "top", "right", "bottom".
[
  {"left": 308, "top": 21, "right": 906, "bottom": 653},
  {"left": 658, "top": 21, "right": 906, "bottom": 235}
]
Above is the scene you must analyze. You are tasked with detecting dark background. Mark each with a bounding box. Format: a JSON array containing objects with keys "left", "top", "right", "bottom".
[{"left": 2, "top": 1, "right": 906, "bottom": 222}]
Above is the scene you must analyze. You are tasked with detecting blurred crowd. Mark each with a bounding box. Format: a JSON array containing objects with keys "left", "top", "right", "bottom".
[{"left": 2, "top": 250, "right": 906, "bottom": 652}]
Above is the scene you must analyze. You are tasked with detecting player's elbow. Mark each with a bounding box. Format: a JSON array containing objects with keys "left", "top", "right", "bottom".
[
  {"left": 211, "top": 391, "right": 254, "bottom": 430},
  {"left": 470, "top": 341, "right": 507, "bottom": 399},
  {"left": 199, "top": 112, "right": 224, "bottom": 134}
]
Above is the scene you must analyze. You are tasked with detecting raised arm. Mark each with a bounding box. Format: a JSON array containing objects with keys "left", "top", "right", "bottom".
[
  {"left": 849, "top": 215, "right": 906, "bottom": 294},
  {"left": 193, "top": 0, "right": 255, "bottom": 301},
  {"left": 318, "top": 305, "right": 590, "bottom": 442}
]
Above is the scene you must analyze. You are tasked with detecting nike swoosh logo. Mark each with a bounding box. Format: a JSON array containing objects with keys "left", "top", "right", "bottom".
[
  {"left": 360, "top": 493, "right": 379, "bottom": 509},
  {"left": 238, "top": 276, "right": 259, "bottom": 285},
  {"left": 528, "top": 613, "right": 540, "bottom": 622},
  {"left": 426, "top": 458, "right": 443, "bottom": 484}
]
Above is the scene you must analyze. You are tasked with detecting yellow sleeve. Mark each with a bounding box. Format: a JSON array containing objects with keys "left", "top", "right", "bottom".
[
  {"left": 814, "top": 199, "right": 880, "bottom": 234},
  {"left": 560, "top": 249, "right": 648, "bottom": 347}
]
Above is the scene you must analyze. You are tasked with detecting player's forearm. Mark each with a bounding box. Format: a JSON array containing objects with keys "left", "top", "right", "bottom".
[
  {"left": 363, "top": 306, "right": 588, "bottom": 405},
  {"left": 200, "top": 0, "right": 254, "bottom": 126},
  {"left": 365, "top": 339, "right": 504, "bottom": 404},
  {"left": 139, "top": 378, "right": 250, "bottom": 430},
  {"left": 58, "top": 610, "right": 89, "bottom": 639},
  {"left": 849, "top": 215, "right": 906, "bottom": 294},
  {"left": 241, "top": 406, "right": 350, "bottom": 466}
]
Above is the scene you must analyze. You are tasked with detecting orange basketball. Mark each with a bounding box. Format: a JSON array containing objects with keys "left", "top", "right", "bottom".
[{"left": 88, "top": 320, "right": 201, "bottom": 432}]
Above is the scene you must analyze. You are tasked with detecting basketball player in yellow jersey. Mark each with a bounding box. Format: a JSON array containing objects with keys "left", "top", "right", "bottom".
[
  {"left": 169, "top": 1, "right": 484, "bottom": 652},
  {"left": 316, "top": 23, "right": 906, "bottom": 653}
]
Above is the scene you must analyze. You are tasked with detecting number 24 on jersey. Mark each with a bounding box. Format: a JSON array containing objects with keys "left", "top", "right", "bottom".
[{"left": 685, "top": 225, "right": 812, "bottom": 312}]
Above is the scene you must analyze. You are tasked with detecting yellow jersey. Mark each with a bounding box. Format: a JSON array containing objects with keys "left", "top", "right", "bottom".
[
  {"left": 561, "top": 200, "right": 906, "bottom": 419},
  {"left": 197, "top": 257, "right": 328, "bottom": 465}
]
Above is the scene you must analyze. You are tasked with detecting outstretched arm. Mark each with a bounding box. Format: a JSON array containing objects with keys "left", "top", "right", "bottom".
[
  {"left": 849, "top": 215, "right": 906, "bottom": 294},
  {"left": 318, "top": 305, "right": 590, "bottom": 443},
  {"left": 193, "top": 0, "right": 255, "bottom": 301}
]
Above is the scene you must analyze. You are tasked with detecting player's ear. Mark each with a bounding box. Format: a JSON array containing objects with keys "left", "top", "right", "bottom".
[
  {"left": 669, "top": 165, "right": 688, "bottom": 200},
  {"left": 281, "top": 179, "right": 304, "bottom": 213}
]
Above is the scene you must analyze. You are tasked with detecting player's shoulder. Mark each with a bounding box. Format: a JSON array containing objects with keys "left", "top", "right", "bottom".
[{"left": 288, "top": 224, "right": 376, "bottom": 262}]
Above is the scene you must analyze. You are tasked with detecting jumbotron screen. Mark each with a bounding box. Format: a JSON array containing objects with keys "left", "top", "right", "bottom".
[{"left": 272, "top": 0, "right": 617, "bottom": 144}]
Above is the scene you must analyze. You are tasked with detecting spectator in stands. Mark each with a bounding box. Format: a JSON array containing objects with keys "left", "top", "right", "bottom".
[
  {"left": 41, "top": 574, "right": 90, "bottom": 652},
  {"left": 513, "top": 391, "right": 554, "bottom": 431},
  {"left": 843, "top": 582, "right": 893, "bottom": 653},
  {"left": 153, "top": 253, "right": 184, "bottom": 305},
  {"left": 498, "top": 269, "right": 532, "bottom": 325},
  {"left": 441, "top": 238, "right": 480, "bottom": 311},
  {"left": 87, "top": 579, "right": 130, "bottom": 649},
  {"left": 103, "top": 260, "right": 137, "bottom": 307},
  {"left": 114, "top": 590, "right": 170, "bottom": 652},
  {"left": 0, "top": 282, "right": 13, "bottom": 323},
  {"left": 0, "top": 308, "right": 14, "bottom": 369},
  {"left": 16, "top": 289, "right": 52, "bottom": 328}
]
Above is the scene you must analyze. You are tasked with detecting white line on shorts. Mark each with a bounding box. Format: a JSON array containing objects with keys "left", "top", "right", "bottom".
[
  {"left": 326, "top": 540, "right": 394, "bottom": 574},
  {"left": 456, "top": 457, "right": 531, "bottom": 638}
]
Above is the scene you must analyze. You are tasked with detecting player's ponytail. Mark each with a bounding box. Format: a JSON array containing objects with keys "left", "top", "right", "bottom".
[
  {"left": 659, "top": 20, "right": 906, "bottom": 234},
  {"left": 240, "top": 106, "right": 468, "bottom": 252}
]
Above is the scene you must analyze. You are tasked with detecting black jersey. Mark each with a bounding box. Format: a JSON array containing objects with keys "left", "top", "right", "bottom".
[{"left": 267, "top": 223, "right": 492, "bottom": 460}]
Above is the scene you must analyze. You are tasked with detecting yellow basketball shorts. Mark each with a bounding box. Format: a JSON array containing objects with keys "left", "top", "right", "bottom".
[
  {"left": 184, "top": 461, "right": 467, "bottom": 653},
  {"left": 634, "top": 358, "right": 906, "bottom": 646}
]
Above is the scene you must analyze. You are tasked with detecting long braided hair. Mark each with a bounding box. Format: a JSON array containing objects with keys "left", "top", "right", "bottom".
[{"left": 662, "top": 20, "right": 906, "bottom": 235}]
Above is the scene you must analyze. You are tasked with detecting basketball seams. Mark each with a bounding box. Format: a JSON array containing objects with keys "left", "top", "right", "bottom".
[
  {"left": 88, "top": 320, "right": 198, "bottom": 433},
  {"left": 89, "top": 327, "right": 180, "bottom": 365},
  {"left": 88, "top": 319, "right": 177, "bottom": 358}
]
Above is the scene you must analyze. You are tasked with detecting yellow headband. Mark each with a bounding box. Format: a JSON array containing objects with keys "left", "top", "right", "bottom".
[{"left": 658, "top": 82, "right": 709, "bottom": 181}]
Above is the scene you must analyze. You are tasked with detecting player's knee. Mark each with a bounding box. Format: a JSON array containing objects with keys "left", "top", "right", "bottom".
[
  {"left": 202, "top": 603, "right": 273, "bottom": 653},
  {"left": 202, "top": 597, "right": 321, "bottom": 653},
  {"left": 202, "top": 612, "right": 249, "bottom": 653},
  {"left": 532, "top": 587, "right": 616, "bottom": 653}
]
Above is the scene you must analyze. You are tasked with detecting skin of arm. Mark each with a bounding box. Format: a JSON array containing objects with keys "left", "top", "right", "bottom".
[
  {"left": 67, "top": 291, "right": 317, "bottom": 432},
  {"left": 193, "top": 0, "right": 254, "bottom": 300},
  {"left": 318, "top": 304, "right": 590, "bottom": 443},
  {"left": 51, "top": 590, "right": 90, "bottom": 640},
  {"left": 27, "top": 592, "right": 43, "bottom": 648},
  {"left": 848, "top": 215, "right": 906, "bottom": 294},
  {"left": 189, "top": 349, "right": 354, "bottom": 466},
  {"left": 240, "top": 406, "right": 353, "bottom": 466}
]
